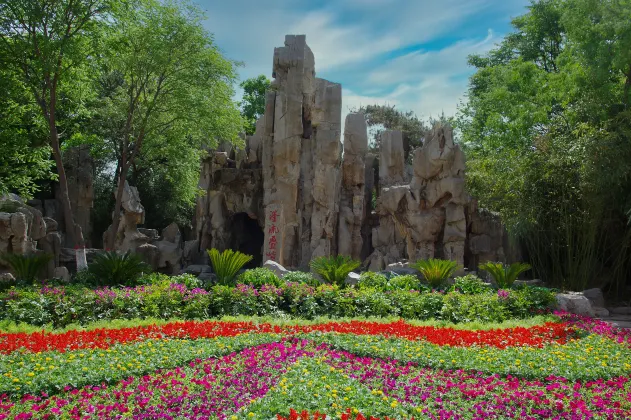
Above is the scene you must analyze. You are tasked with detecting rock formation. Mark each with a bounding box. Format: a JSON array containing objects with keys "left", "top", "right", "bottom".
[
  {"left": 182, "top": 35, "right": 512, "bottom": 273},
  {"left": 338, "top": 113, "right": 368, "bottom": 260},
  {"left": 366, "top": 125, "right": 468, "bottom": 270},
  {"left": 63, "top": 145, "right": 94, "bottom": 247},
  {"left": 103, "top": 181, "right": 150, "bottom": 252},
  {"left": 0, "top": 195, "right": 58, "bottom": 278}
]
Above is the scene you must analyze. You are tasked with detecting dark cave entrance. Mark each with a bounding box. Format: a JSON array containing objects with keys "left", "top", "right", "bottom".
[{"left": 231, "top": 213, "right": 264, "bottom": 268}]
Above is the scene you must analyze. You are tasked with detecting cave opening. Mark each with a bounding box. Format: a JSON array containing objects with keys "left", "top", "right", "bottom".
[{"left": 231, "top": 213, "right": 264, "bottom": 268}]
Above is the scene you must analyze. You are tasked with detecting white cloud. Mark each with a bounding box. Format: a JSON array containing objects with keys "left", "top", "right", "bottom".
[{"left": 197, "top": 0, "right": 524, "bottom": 122}]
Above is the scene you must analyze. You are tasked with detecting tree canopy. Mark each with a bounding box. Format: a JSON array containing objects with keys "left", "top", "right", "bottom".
[
  {"left": 239, "top": 74, "right": 271, "bottom": 135},
  {"left": 457, "top": 0, "right": 631, "bottom": 291},
  {"left": 0, "top": 0, "right": 244, "bottom": 243}
]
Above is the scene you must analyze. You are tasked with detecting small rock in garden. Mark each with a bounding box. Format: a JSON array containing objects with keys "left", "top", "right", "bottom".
[
  {"left": 263, "top": 260, "right": 288, "bottom": 278},
  {"left": 593, "top": 307, "right": 610, "bottom": 317},
  {"left": 555, "top": 293, "right": 595, "bottom": 317},
  {"left": 345, "top": 272, "right": 361, "bottom": 285},
  {"left": 582, "top": 288, "right": 605, "bottom": 308},
  {"left": 182, "top": 265, "right": 212, "bottom": 276},
  {"left": 0, "top": 272, "right": 15, "bottom": 282},
  {"left": 53, "top": 267, "right": 70, "bottom": 282}
]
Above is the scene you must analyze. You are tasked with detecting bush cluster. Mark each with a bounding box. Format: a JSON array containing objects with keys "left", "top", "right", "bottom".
[{"left": 0, "top": 275, "right": 556, "bottom": 327}]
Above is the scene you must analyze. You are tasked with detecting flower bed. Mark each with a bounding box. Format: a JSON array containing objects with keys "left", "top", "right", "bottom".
[
  {"left": 0, "top": 282, "right": 556, "bottom": 327},
  {"left": 0, "top": 319, "right": 572, "bottom": 354},
  {"left": 1, "top": 314, "right": 631, "bottom": 418}
]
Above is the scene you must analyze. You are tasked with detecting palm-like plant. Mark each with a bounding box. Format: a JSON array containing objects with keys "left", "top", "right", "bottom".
[
  {"left": 207, "top": 248, "right": 253, "bottom": 286},
  {"left": 88, "top": 251, "right": 151, "bottom": 286},
  {"left": 309, "top": 255, "right": 360, "bottom": 287},
  {"left": 0, "top": 253, "right": 52, "bottom": 283},
  {"left": 412, "top": 258, "right": 460, "bottom": 288},
  {"left": 478, "top": 261, "right": 532, "bottom": 289}
]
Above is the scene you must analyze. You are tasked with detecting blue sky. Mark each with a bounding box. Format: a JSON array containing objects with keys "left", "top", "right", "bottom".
[{"left": 195, "top": 0, "right": 530, "bottom": 123}]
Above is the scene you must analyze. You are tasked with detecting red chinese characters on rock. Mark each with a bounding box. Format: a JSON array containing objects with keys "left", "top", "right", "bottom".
[{"left": 266, "top": 210, "right": 280, "bottom": 261}]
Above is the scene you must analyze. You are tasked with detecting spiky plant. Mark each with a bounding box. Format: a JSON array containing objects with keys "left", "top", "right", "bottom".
[
  {"left": 88, "top": 251, "right": 151, "bottom": 287},
  {"left": 0, "top": 253, "right": 52, "bottom": 283},
  {"left": 309, "top": 255, "right": 360, "bottom": 288},
  {"left": 478, "top": 261, "right": 532, "bottom": 289},
  {"left": 412, "top": 258, "right": 460, "bottom": 288},
  {"left": 207, "top": 248, "right": 253, "bottom": 286}
]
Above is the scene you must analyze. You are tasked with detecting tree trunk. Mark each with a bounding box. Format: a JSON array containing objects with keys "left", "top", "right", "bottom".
[{"left": 48, "top": 115, "right": 84, "bottom": 248}]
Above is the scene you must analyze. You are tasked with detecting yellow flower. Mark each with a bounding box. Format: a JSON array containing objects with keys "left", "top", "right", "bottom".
[{"left": 248, "top": 413, "right": 255, "bottom": 418}]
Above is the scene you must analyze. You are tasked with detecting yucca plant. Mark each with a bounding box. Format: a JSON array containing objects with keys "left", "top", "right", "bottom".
[
  {"left": 412, "top": 258, "right": 460, "bottom": 288},
  {"left": 88, "top": 251, "right": 151, "bottom": 287},
  {"left": 478, "top": 261, "right": 532, "bottom": 289},
  {"left": 207, "top": 248, "right": 253, "bottom": 286},
  {"left": 0, "top": 252, "right": 52, "bottom": 283},
  {"left": 309, "top": 255, "right": 360, "bottom": 288}
]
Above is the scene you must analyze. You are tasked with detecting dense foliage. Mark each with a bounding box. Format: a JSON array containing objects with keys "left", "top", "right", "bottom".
[
  {"left": 86, "top": 251, "right": 151, "bottom": 287},
  {"left": 478, "top": 261, "right": 532, "bottom": 289},
  {"left": 0, "top": 253, "right": 51, "bottom": 284},
  {"left": 207, "top": 248, "right": 253, "bottom": 286},
  {"left": 457, "top": 0, "right": 631, "bottom": 292},
  {"left": 240, "top": 74, "right": 271, "bottom": 135},
  {"left": 0, "top": 280, "right": 556, "bottom": 327},
  {"left": 309, "top": 256, "right": 361, "bottom": 287},
  {"left": 411, "top": 259, "right": 460, "bottom": 288},
  {"left": 0, "top": 0, "right": 243, "bottom": 241}
]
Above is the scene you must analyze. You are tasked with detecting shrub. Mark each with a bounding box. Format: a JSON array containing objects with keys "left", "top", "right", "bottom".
[
  {"left": 283, "top": 271, "right": 321, "bottom": 287},
  {"left": 88, "top": 251, "right": 151, "bottom": 287},
  {"left": 357, "top": 272, "right": 388, "bottom": 291},
  {"left": 237, "top": 267, "right": 283, "bottom": 288},
  {"left": 207, "top": 248, "right": 252, "bottom": 286},
  {"left": 391, "top": 291, "right": 444, "bottom": 320},
  {"left": 171, "top": 273, "right": 203, "bottom": 289},
  {"left": 451, "top": 274, "right": 490, "bottom": 295},
  {"left": 441, "top": 292, "right": 509, "bottom": 323},
  {"left": 387, "top": 274, "right": 421, "bottom": 291},
  {"left": 310, "top": 255, "right": 360, "bottom": 287},
  {"left": 478, "top": 262, "right": 532, "bottom": 289},
  {"left": 0, "top": 253, "right": 51, "bottom": 283},
  {"left": 508, "top": 286, "right": 557, "bottom": 316},
  {"left": 282, "top": 282, "right": 318, "bottom": 319},
  {"left": 412, "top": 258, "right": 460, "bottom": 288}
]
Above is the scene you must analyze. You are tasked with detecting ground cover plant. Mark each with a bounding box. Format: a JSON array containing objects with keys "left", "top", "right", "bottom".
[{"left": 0, "top": 313, "right": 630, "bottom": 418}]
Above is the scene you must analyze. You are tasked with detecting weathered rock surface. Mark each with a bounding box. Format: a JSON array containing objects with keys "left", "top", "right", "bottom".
[
  {"left": 190, "top": 35, "right": 516, "bottom": 273},
  {"left": 583, "top": 288, "right": 605, "bottom": 308},
  {"left": 53, "top": 266, "right": 70, "bottom": 282},
  {"left": 263, "top": 260, "right": 289, "bottom": 278},
  {"left": 0, "top": 196, "right": 46, "bottom": 258},
  {"left": 103, "top": 181, "right": 150, "bottom": 253},
  {"left": 155, "top": 224, "right": 183, "bottom": 274},
  {"left": 345, "top": 271, "right": 361, "bottom": 285},
  {"left": 63, "top": 145, "right": 94, "bottom": 247},
  {"left": 338, "top": 113, "right": 368, "bottom": 261},
  {"left": 556, "top": 293, "right": 595, "bottom": 317}
]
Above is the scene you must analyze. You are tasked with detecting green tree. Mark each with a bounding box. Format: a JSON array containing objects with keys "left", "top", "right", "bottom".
[
  {"left": 457, "top": 0, "right": 631, "bottom": 292},
  {"left": 0, "top": 68, "right": 54, "bottom": 198},
  {"left": 0, "top": 0, "right": 107, "bottom": 246},
  {"left": 357, "top": 104, "right": 429, "bottom": 157},
  {"left": 97, "top": 0, "right": 243, "bottom": 248},
  {"left": 239, "top": 74, "right": 271, "bottom": 135}
]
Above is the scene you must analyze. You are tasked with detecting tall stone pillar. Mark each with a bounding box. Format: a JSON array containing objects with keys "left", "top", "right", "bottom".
[{"left": 338, "top": 113, "right": 368, "bottom": 260}]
